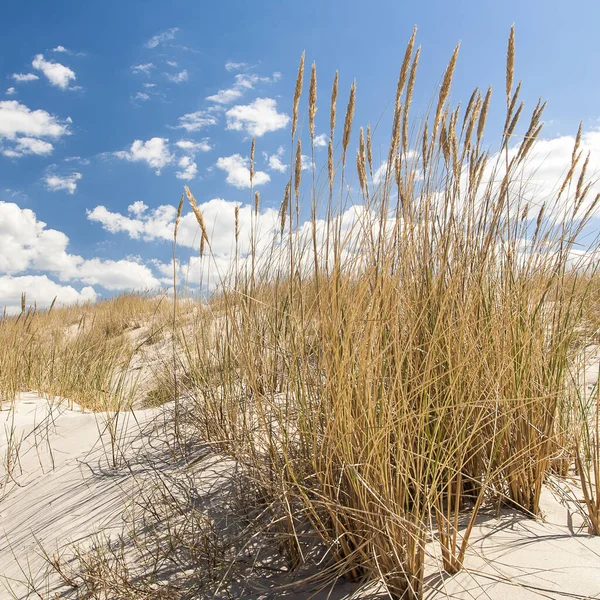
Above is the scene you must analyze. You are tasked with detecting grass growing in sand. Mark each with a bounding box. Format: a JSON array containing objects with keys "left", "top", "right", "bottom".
[{"left": 2, "top": 26, "right": 600, "bottom": 600}]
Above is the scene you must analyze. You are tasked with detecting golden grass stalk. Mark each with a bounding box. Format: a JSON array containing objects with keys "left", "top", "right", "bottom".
[
  {"left": 292, "top": 52, "right": 305, "bottom": 141},
  {"left": 309, "top": 62, "right": 317, "bottom": 143},
  {"left": 341, "top": 81, "right": 356, "bottom": 167}
]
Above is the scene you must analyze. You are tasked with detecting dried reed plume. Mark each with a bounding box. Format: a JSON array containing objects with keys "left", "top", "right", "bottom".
[
  {"left": 174, "top": 193, "right": 184, "bottom": 240},
  {"left": 279, "top": 181, "right": 291, "bottom": 235},
  {"left": 185, "top": 185, "right": 209, "bottom": 246},
  {"left": 432, "top": 42, "right": 460, "bottom": 148},
  {"left": 292, "top": 52, "right": 305, "bottom": 141},
  {"left": 506, "top": 25, "right": 515, "bottom": 103},
  {"left": 366, "top": 124, "right": 373, "bottom": 177},
  {"left": 309, "top": 62, "right": 317, "bottom": 142},
  {"left": 402, "top": 46, "right": 421, "bottom": 155},
  {"left": 341, "top": 81, "right": 356, "bottom": 166}
]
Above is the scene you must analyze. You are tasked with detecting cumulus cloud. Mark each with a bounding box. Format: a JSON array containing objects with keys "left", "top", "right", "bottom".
[
  {"left": 131, "top": 63, "right": 154, "bottom": 75},
  {"left": 44, "top": 172, "right": 82, "bottom": 194},
  {"left": 0, "top": 275, "right": 96, "bottom": 313},
  {"left": 114, "top": 137, "right": 173, "bottom": 173},
  {"left": 145, "top": 27, "right": 179, "bottom": 48},
  {"left": 0, "top": 201, "right": 162, "bottom": 309},
  {"left": 166, "top": 69, "right": 188, "bottom": 84},
  {"left": 87, "top": 203, "right": 178, "bottom": 241},
  {"left": 0, "top": 101, "right": 69, "bottom": 158},
  {"left": 52, "top": 45, "right": 68, "bottom": 53},
  {"left": 176, "top": 110, "right": 218, "bottom": 132},
  {"left": 5, "top": 87, "right": 16, "bottom": 96},
  {"left": 32, "top": 54, "right": 77, "bottom": 90},
  {"left": 216, "top": 153, "right": 270, "bottom": 188},
  {"left": 175, "top": 155, "right": 198, "bottom": 180},
  {"left": 225, "top": 98, "right": 289, "bottom": 137},
  {"left": 88, "top": 197, "right": 280, "bottom": 258},
  {"left": 264, "top": 146, "right": 287, "bottom": 173},
  {"left": 0, "top": 101, "right": 68, "bottom": 140},
  {"left": 176, "top": 139, "right": 211, "bottom": 153},
  {"left": 206, "top": 72, "right": 280, "bottom": 105},
  {"left": 11, "top": 73, "right": 39, "bottom": 83}
]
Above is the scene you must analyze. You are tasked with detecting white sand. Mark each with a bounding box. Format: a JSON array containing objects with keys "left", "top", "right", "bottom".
[{"left": 2, "top": 393, "right": 600, "bottom": 599}]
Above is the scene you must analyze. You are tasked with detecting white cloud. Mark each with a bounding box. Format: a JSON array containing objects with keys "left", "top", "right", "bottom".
[
  {"left": 225, "top": 61, "right": 248, "bottom": 72},
  {"left": 0, "top": 201, "right": 162, "bottom": 306},
  {"left": 73, "top": 258, "right": 160, "bottom": 291},
  {"left": 132, "top": 91, "right": 150, "bottom": 101},
  {"left": 166, "top": 69, "right": 188, "bottom": 84},
  {"left": 176, "top": 110, "right": 218, "bottom": 132},
  {"left": 176, "top": 139, "right": 211, "bottom": 153},
  {"left": 314, "top": 133, "right": 327, "bottom": 148},
  {"left": 131, "top": 63, "right": 154, "bottom": 75},
  {"left": 145, "top": 28, "right": 179, "bottom": 49},
  {"left": 0, "top": 275, "right": 96, "bottom": 313},
  {"left": 114, "top": 137, "right": 173, "bottom": 173},
  {"left": 0, "top": 101, "right": 69, "bottom": 157},
  {"left": 216, "top": 153, "right": 270, "bottom": 188},
  {"left": 128, "top": 201, "right": 148, "bottom": 217},
  {"left": 206, "top": 87, "right": 243, "bottom": 105},
  {"left": 52, "top": 45, "right": 68, "bottom": 53},
  {"left": 11, "top": 73, "right": 39, "bottom": 83},
  {"left": 4, "top": 137, "right": 54, "bottom": 158},
  {"left": 87, "top": 203, "right": 178, "bottom": 241},
  {"left": 264, "top": 146, "right": 287, "bottom": 173},
  {"left": 206, "top": 73, "right": 279, "bottom": 105},
  {"left": 5, "top": 87, "right": 16, "bottom": 96},
  {"left": 226, "top": 97, "right": 290, "bottom": 137},
  {"left": 175, "top": 155, "right": 197, "bottom": 180},
  {"left": 88, "top": 197, "right": 280, "bottom": 258},
  {"left": 143, "top": 82, "right": 156, "bottom": 88},
  {"left": 32, "top": 54, "right": 77, "bottom": 90},
  {"left": 44, "top": 172, "right": 82, "bottom": 194},
  {"left": 0, "top": 101, "right": 68, "bottom": 140},
  {"left": 166, "top": 60, "right": 178, "bottom": 67}
]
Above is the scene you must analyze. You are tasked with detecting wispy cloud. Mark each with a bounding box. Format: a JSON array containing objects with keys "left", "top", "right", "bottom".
[
  {"left": 225, "top": 61, "right": 249, "bottom": 72},
  {"left": 5, "top": 87, "right": 16, "bottom": 96},
  {"left": 176, "top": 110, "right": 218, "bottom": 132},
  {"left": 206, "top": 72, "right": 280, "bottom": 105},
  {"left": 131, "top": 63, "right": 154, "bottom": 75},
  {"left": 166, "top": 69, "right": 188, "bottom": 84},
  {"left": 132, "top": 91, "right": 150, "bottom": 102},
  {"left": 145, "top": 27, "right": 179, "bottom": 49},
  {"left": 176, "top": 139, "right": 212, "bottom": 153}
]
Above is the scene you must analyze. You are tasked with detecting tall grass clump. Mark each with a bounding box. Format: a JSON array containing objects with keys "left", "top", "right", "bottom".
[
  {"left": 180, "top": 28, "right": 599, "bottom": 598},
  {"left": 0, "top": 293, "right": 169, "bottom": 410}
]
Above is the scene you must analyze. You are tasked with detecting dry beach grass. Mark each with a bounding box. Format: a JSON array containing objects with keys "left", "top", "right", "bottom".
[{"left": 2, "top": 27, "right": 600, "bottom": 599}]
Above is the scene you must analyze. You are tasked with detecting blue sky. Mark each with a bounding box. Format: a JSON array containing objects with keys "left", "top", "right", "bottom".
[{"left": 1, "top": 0, "right": 599, "bottom": 311}]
